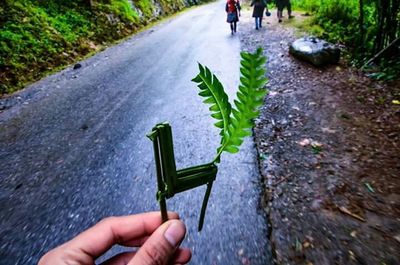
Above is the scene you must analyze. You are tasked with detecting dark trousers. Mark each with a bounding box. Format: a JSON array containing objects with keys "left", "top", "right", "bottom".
[
  {"left": 230, "top": 22, "right": 237, "bottom": 32},
  {"left": 255, "top": 17, "right": 262, "bottom": 29},
  {"left": 277, "top": 0, "right": 291, "bottom": 14}
]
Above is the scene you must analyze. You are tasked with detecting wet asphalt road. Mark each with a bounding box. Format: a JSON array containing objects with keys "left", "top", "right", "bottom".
[{"left": 0, "top": 1, "right": 270, "bottom": 264}]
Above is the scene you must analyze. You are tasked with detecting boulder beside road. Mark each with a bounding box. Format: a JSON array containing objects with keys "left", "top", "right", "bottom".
[{"left": 289, "top": 37, "right": 340, "bottom": 66}]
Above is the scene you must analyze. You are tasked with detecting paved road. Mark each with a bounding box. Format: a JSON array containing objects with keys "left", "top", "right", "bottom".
[{"left": 0, "top": 1, "right": 270, "bottom": 264}]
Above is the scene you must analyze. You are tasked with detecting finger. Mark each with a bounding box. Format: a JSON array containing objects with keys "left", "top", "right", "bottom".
[
  {"left": 100, "top": 252, "right": 136, "bottom": 265},
  {"left": 171, "top": 248, "right": 192, "bottom": 264},
  {"left": 129, "top": 220, "right": 188, "bottom": 265},
  {"left": 64, "top": 212, "right": 179, "bottom": 259},
  {"left": 38, "top": 247, "right": 93, "bottom": 265},
  {"left": 123, "top": 235, "right": 150, "bottom": 247},
  {"left": 99, "top": 247, "right": 191, "bottom": 265}
]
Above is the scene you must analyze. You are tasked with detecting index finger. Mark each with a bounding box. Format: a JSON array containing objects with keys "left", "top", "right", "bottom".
[{"left": 63, "top": 211, "right": 179, "bottom": 259}]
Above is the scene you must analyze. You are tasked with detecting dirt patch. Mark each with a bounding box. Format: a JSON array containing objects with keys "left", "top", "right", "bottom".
[{"left": 239, "top": 8, "right": 400, "bottom": 265}]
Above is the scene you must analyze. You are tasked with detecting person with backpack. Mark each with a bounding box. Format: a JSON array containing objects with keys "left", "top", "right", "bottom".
[
  {"left": 226, "top": 0, "right": 241, "bottom": 34},
  {"left": 251, "top": 0, "right": 269, "bottom": 30}
]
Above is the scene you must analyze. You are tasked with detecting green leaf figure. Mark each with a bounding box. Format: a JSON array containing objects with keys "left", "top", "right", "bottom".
[
  {"left": 148, "top": 48, "right": 268, "bottom": 231},
  {"left": 192, "top": 47, "right": 269, "bottom": 162}
]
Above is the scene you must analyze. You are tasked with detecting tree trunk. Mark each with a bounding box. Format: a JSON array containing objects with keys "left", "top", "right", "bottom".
[
  {"left": 388, "top": 0, "right": 400, "bottom": 42},
  {"left": 359, "top": 0, "right": 364, "bottom": 50},
  {"left": 374, "top": 0, "right": 385, "bottom": 53}
]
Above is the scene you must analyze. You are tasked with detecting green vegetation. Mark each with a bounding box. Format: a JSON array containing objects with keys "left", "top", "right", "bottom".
[
  {"left": 0, "top": 0, "right": 203, "bottom": 95},
  {"left": 192, "top": 48, "right": 268, "bottom": 162},
  {"left": 290, "top": 0, "right": 400, "bottom": 80},
  {"left": 96, "top": 0, "right": 140, "bottom": 22}
]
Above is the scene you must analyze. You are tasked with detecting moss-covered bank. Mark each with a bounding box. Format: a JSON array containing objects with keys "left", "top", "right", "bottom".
[{"left": 0, "top": 0, "right": 208, "bottom": 95}]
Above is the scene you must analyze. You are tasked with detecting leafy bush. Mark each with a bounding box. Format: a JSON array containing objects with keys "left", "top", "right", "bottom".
[
  {"left": 291, "top": 0, "right": 320, "bottom": 12},
  {"left": 135, "top": 0, "right": 155, "bottom": 18},
  {"left": 50, "top": 10, "right": 92, "bottom": 43},
  {"left": 0, "top": 0, "right": 94, "bottom": 93},
  {"left": 291, "top": 0, "right": 399, "bottom": 79},
  {"left": 96, "top": 0, "right": 139, "bottom": 22}
]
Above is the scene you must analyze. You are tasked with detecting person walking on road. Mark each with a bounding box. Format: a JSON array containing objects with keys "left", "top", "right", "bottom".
[
  {"left": 251, "top": 0, "right": 269, "bottom": 30},
  {"left": 276, "top": 0, "right": 294, "bottom": 23},
  {"left": 226, "top": 0, "right": 241, "bottom": 34}
]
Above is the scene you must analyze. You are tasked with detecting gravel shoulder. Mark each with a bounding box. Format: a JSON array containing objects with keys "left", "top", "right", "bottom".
[{"left": 239, "top": 7, "right": 400, "bottom": 265}]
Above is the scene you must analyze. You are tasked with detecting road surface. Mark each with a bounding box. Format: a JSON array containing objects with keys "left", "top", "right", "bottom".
[{"left": 0, "top": 1, "right": 271, "bottom": 264}]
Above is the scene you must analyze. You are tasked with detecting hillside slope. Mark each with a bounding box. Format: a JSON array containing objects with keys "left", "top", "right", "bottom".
[{"left": 0, "top": 0, "right": 207, "bottom": 95}]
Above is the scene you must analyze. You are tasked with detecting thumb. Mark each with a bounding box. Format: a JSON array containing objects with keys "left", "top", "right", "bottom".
[{"left": 129, "top": 220, "right": 186, "bottom": 265}]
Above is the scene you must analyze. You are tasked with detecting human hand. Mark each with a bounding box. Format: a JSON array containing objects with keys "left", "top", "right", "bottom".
[{"left": 39, "top": 212, "right": 191, "bottom": 265}]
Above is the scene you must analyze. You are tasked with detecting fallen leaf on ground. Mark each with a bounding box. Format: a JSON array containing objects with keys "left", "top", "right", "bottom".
[
  {"left": 349, "top": 250, "right": 356, "bottom": 261},
  {"left": 295, "top": 238, "right": 303, "bottom": 252},
  {"left": 259, "top": 153, "right": 268, "bottom": 160},
  {"left": 298, "top": 138, "right": 311, "bottom": 146},
  {"left": 338, "top": 206, "right": 366, "bottom": 222},
  {"left": 311, "top": 141, "right": 323, "bottom": 154},
  {"left": 321, "top": 127, "right": 336, "bottom": 133},
  {"left": 364, "top": 182, "right": 375, "bottom": 193},
  {"left": 303, "top": 241, "right": 311, "bottom": 248},
  {"left": 311, "top": 141, "right": 323, "bottom": 147}
]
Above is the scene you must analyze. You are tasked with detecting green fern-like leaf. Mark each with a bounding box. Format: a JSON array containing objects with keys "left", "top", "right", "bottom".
[
  {"left": 192, "top": 48, "right": 268, "bottom": 163},
  {"left": 223, "top": 48, "right": 268, "bottom": 155},
  {"left": 191, "top": 63, "right": 232, "bottom": 139}
]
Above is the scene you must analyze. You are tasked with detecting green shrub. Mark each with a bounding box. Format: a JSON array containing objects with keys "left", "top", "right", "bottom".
[
  {"left": 50, "top": 10, "right": 92, "bottom": 43},
  {"left": 291, "top": 0, "right": 320, "bottom": 12},
  {"left": 99, "top": 0, "right": 139, "bottom": 22},
  {"left": 135, "top": 0, "right": 155, "bottom": 18},
  {"left": 316, "top": 0, "right": 358, "bottom": 23}
]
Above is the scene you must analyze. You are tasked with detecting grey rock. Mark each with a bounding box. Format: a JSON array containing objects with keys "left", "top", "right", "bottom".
[{"left": 289, "top": 37, "right": 340, "bottom": 66}]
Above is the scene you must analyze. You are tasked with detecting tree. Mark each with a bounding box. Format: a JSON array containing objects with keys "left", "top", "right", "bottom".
[{"left": 374, "top": 0, "right": 400, "bottom": 54}]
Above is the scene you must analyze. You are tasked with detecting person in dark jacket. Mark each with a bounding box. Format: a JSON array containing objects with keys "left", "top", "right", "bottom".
[
  {"left": 226, "top": 0, "right": 241, "bottom": 34},
  {"left": 276, "top": 0, "right": 294, "bottom": 23},
  {"left": 251, "top": 0, "right": 268, "bottom": 30}
]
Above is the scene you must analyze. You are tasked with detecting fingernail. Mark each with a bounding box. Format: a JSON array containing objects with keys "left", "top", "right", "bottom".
[{"left": 164, "top": 221, "right": 185, "bottom": 247}]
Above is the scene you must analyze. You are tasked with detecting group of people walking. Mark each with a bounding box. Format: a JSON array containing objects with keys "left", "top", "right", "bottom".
[{"left": 225, "top": 0, "right": 293, "bottom": 34}]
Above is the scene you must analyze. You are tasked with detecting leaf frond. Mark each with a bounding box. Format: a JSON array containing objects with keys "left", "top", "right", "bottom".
[
  {"left": 192, "top": 63, "right": 232, "bottom": 144},
  {"left": 221, "top": 49, "right": 269, "bottom": 158},
  {"left": 192, "top": 48, "right": 269, "bottom": 163}
]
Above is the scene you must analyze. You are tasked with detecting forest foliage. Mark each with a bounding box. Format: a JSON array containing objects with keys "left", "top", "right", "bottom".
[
  {"left": 290, "top": 0, "right": 400, "bottom": 80},
  {"left": 0, "top": 0, "right": 203, "bottom": 95}
]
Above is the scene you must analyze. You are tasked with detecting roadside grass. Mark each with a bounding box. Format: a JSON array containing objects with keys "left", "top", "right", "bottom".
[{"left": 280, "top": 11, "right": 324, "bottom": 38}]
